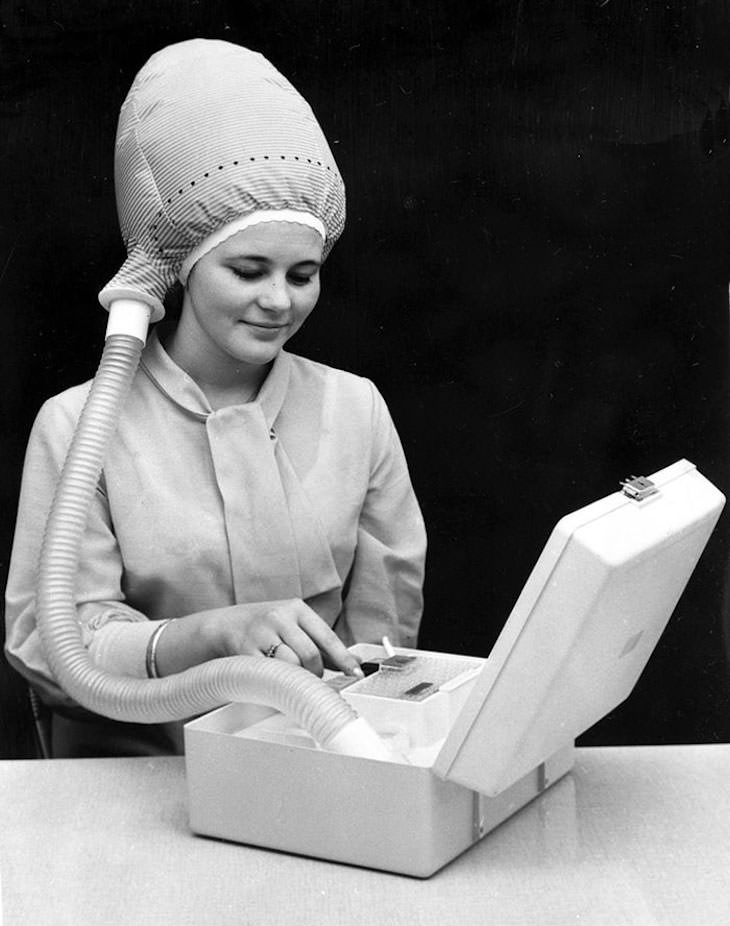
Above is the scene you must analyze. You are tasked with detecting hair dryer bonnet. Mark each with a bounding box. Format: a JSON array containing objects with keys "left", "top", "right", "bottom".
[{"left": 98, "top": 38, "right": 346, "bottom": 319}]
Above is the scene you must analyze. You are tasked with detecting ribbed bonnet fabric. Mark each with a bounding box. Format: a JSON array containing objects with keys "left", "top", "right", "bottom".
[{"left": 99, "top": 39, "right": 346, "bottom": 319}]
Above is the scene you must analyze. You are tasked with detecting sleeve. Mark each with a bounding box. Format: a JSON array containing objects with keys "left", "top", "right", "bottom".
[
  {"left": 336, "top": 381, "right": 427, "bottom": 648},
  {"left": 4, "top": 395, "right": 157, "bottom": 708}
]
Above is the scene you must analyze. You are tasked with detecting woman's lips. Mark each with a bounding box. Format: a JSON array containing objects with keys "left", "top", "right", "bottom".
[
  {"left": 240, "top": 320, "right": 288, "bottom": 336},
  {"left": 241, "top": 320, "right": 286, "bottom": 329}
]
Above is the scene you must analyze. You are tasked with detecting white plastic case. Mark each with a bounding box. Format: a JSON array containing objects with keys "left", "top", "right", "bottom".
[{"left": 185, "top": 460, "right": 724, "bottom": 876}]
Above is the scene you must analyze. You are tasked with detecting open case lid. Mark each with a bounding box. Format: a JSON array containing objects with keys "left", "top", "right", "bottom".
[{"left": 432, "top": 460, "right": 725, "bottom": 797}]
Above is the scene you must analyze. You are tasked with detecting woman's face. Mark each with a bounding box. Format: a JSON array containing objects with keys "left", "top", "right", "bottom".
[{"left": 178, "top": 221, "right": 323, "bottom": 373}]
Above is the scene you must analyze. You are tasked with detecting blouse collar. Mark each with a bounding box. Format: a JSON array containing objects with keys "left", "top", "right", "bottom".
[{"left": 139, "top": 327, "right": 292, "bottom": 426}]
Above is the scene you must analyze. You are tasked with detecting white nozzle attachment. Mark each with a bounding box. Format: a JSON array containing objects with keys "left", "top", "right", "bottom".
[
  {"left": 323, "top": 716, "right": 408, "bottom": 763},
  {"left": 105, "top": 299, "right": 154, "bottom": 343}
]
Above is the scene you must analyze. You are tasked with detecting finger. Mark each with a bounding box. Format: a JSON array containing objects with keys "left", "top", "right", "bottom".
[
  {"left": 296, "top": 609, "right": 364, "bottom": 677},
  {"left": 278, "top": 623, "right": 325, "bottom": 677},
  {"left": 269, "top": 642, "right": 300, "bottom": 666},
  {"left": 322, "top": 650, "right": 363, "bottom": 676}
]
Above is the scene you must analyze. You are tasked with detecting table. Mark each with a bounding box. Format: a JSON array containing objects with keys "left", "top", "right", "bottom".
[{"left": 1, "top": 745, "right": 729, "bottom": 925}]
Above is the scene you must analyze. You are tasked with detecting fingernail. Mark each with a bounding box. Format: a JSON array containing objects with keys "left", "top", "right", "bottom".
[{"left": 351, "top": 666, "right": 364, "bottom": 679}]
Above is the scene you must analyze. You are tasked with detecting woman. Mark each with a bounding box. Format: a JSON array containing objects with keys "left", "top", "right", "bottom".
[{"left": 4, "top": 40, "right": 426, "bottom": 756}]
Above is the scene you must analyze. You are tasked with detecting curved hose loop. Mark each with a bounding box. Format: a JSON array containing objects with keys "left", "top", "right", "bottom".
[{"left": 35, "top": 333, "right": 359, "bottom": 749}]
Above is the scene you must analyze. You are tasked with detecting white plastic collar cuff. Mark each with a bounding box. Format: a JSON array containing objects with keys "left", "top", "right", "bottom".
[
  {"left": 179, "top": 210, "right": 327, "bottom": 284},
  {"left": 99, "top": 287, "right": 165, "bottom": 323},
  {"left": 105, "top": 299, "right": 153, "bottom": 343}
]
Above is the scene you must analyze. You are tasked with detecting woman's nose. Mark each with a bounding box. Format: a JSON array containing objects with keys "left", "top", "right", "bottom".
[{"left": 258, "top": 277, "right": 292, "bottom": 311}]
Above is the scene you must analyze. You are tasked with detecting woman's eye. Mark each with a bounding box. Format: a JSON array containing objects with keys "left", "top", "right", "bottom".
[
  {"left": 288, "top": 273, "right": 314, "bottom": 286},
  {"left": 231, "top": 268, "right": 261, "bottom": 281}
]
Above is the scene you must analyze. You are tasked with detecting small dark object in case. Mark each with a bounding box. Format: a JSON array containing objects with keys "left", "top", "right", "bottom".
[
  {"left": 381, "top": 655, "right": 416, "bottom": 671},
  {"left": 326, "top": 675, "right": 360, "bottom": 692},
  {"left": 359, "top": 660, "right": 383, "bottom": 676},
  {"left": 401, "top": 682, "right": 438, "bottom": 700}
]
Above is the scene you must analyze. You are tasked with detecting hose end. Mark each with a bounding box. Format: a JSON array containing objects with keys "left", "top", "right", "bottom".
[
  {"left": 106, "top": 299, "right": 154, "bottom": 343},
  {"left": 323, "top": 716, "right": 407, "bottom": 763}
]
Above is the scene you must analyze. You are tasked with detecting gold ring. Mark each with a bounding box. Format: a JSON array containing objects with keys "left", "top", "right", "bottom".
[{"left": 265, "top": 643, "right": 280, "bottom": 659}]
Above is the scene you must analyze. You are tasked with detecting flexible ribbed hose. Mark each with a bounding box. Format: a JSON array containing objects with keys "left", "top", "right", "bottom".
[{"left": 35, "top": 333, "right": 359, "bottom": 748}]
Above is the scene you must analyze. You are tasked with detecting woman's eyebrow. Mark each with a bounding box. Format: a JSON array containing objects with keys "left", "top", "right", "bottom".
[
  {"left": 229, "top": 255, "right": 321, "bottom": 266},
  {"left": 229, "top": 254, "right": 271, "bottom": 263}
]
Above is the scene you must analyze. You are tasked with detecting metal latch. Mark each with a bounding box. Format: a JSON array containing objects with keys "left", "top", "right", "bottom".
[{"left": 620, "top": 474, "right": 659, "bottom": 501}]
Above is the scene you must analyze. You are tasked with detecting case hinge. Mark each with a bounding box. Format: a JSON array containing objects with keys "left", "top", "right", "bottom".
[{"left": 472, "top": 791, "right": 488, "bottom": 841}]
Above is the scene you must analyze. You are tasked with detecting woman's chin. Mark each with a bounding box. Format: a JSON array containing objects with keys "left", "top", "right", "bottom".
[{"left": 225, "top": 338, "right": 285, "bottom": 367}]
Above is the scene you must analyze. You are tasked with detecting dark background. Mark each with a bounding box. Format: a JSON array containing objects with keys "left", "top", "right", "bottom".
[{"left": 2, "top": 0, "right": 730, "bottom": 757}]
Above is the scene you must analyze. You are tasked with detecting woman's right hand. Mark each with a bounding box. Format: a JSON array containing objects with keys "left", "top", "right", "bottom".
[{"left": 154, "top": 599, "right": 363, "bottom": 680}]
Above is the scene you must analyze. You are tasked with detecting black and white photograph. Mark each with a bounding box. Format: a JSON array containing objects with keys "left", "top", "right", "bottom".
[{"left": 2, "top": 2, "right": 730, "bottom": 922}]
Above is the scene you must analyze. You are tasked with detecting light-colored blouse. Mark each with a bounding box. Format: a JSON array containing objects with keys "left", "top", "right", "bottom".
[{"left": 5, "top": 330, "right": 426, "bottom": 710}]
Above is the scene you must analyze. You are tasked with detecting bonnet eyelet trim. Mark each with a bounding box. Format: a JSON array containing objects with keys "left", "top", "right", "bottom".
[{"left": 147, "top": 155, "right": 337, "bottom": 239}]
